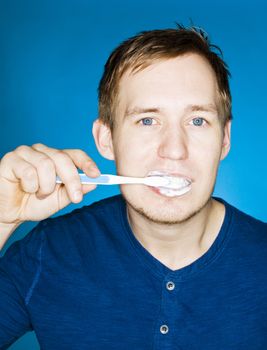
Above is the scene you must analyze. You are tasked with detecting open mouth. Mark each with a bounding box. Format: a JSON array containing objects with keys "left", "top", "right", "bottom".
[{"left": 147, "top": 170, "right": 192, "bottom": 197}]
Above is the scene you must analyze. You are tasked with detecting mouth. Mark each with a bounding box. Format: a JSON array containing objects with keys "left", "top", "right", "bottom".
[{"left": 146, "top": 170, "right": 192, "bottom": 198}]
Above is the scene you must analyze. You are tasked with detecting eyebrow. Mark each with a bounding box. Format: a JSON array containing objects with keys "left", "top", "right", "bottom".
[
  {"left": 189, "top": 104, "right": 218, "bottom": 114},
  {"left": 124, "top": 104, "right": 218, "bottom": 118},
  {"left": 124, "top": 107, "right": 161, "bottom": 118}
]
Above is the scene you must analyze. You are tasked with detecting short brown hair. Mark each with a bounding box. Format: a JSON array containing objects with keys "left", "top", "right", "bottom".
[{"left": 98, "top": 24, "right": 232, "bottom": 130}]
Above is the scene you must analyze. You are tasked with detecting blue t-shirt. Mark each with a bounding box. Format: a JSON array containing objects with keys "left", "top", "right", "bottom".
[{"left": 0, "top": 195, "right": 267, "bottom": 349}]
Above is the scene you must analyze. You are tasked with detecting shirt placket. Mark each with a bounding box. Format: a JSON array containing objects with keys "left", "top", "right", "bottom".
[{"left": 153, "top": 273, "right": 182, "bottom": 350}]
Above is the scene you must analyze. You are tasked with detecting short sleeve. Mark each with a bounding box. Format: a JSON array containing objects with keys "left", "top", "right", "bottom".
[{"left": 0, "top": 222, "right": 45, "bottom": 349}]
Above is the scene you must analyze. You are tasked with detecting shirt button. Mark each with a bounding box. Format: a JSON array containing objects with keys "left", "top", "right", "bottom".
[
  {"left": 166, "top": 281, "right": 175, "bottom": 291},
  {"left": 160, "top": 324, "right": 169, "bottom": 334}
]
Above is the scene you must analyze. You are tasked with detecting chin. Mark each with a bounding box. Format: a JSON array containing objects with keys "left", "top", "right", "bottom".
[{"left": 120, "top": 184, "right": 212, "bottom": 225}]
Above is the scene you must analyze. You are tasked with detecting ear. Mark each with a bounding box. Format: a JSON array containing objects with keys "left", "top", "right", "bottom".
[
  {"left": 92, "top": 119, "right": 115, "bottom": 160},
  {"left": 220, "top": 120, "right": 231, "bottom": 160}
]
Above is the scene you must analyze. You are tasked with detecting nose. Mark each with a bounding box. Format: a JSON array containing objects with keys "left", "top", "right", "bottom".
[{"left": 158, "top": 127, "right": 188, "bottom": 160}]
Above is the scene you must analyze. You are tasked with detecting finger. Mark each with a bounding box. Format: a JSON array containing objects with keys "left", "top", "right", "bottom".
[
  {"left": 81, "top": 184, "right": 97, "bottom": 195},
  {"left": 0, "top": 152, "right": 39, "bottom": 193},
  {"left": 14, "top": 145, "right": 57, "bottom": 199},
  {"left": 31, "top": 143, "right": 85, "bottom": 203},
  {"left": 62, "top": 149, "right": 101, "bottom": 178}
]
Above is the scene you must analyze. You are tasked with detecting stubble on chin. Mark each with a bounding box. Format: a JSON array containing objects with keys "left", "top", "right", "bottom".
[{"left": 122, "top": 190, "right": 212, "bottom": 226}]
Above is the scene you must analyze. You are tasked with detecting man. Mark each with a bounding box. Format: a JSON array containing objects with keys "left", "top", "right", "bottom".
[{"left": 0, "top": 25, "right": 266, "bottom": 349}]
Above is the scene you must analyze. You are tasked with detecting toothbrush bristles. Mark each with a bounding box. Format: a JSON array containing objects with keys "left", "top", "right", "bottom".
[{"left": 156, "top": 175, "right": 191, "bottom": 190}]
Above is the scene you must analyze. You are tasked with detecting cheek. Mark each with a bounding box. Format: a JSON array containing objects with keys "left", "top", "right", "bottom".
[
  {"left": 198, "top": 152, "right": 222, "bottom": 187},
  {"left": 191, "top": 129, "right": 223, "bottom": 157},
  {"left": 189, "top": 138, "right": 222, "bottom": 177},
  {"left": 113, "top": 133, "right": 155, "bottom": 174}
]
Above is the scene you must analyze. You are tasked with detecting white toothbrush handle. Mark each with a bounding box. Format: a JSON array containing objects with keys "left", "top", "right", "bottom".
[
  {"left": 55, "top": 173, "right": 168, "bottom": 187},
  {"left": 105, "top": 175, "right": 169, "bottom": 187},
  {"left": 55, "top": 174, "right": 145, "bottom": 186}
]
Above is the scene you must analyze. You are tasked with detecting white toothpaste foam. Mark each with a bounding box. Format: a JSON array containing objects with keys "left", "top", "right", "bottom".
[{"left": 147, "top": 170, "right": 192, "bottom": 197}]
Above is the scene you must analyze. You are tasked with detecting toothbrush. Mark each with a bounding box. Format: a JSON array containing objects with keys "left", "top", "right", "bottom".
[{"left": 56, "top": 173, "right": 179, "bottom": 189}]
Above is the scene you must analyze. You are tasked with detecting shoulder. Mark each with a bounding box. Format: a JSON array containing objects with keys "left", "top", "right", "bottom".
[
  {"left": 35, "top": 194, "right": 124, "bottom": 245},
  {"left": 2, "top": 195, "right": 125, "bottom": 262},
  {"left": 41, "top": 194, "right": 123, "bottom": 230},
  {"left": 227, "top": 200, "right": 266, "bottom": 236},
  {"left": 216, "top": 198, "right": 267, "bottom": 252},
  {"left": 216, "top": 197, "right": 266, "bottom": 233}
]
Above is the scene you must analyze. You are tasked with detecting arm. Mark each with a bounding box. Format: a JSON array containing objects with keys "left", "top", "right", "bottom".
[
  {"left": 0, "top": 224, "right": 42, "bottom": 348},
  {"left": 0, "top": 264, "right": 33, "bottom": 349}
]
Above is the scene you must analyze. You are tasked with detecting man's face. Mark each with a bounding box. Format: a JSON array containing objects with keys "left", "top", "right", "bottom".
[{"left": 98, "top": 53, "right": 231, "bottom": 224}]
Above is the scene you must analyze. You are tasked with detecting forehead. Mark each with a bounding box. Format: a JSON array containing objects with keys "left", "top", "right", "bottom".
[{"left": 116, "top": 53, "right": 219, "bottom": 113}]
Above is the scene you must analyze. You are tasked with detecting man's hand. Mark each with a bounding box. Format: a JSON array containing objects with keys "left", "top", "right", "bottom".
[{"left": 0, "top": 143, "right": 100, "bottom": 226}]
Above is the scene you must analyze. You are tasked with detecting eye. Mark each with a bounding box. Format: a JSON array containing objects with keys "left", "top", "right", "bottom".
[
  {"left": 139, "top": 117, "right": 155, "bottom": 126},
  {"left": 190, "top": 117, "right": 206, "bottom": 127}
]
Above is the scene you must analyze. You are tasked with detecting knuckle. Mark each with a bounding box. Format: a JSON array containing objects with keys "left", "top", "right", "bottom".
[
  {"left": 23, "top": 166, "right": 36, "bottom": 179},
  {"left": 38, "top": 157, "right": 54, "bottom": 170},
  {"left": 53, "top": 149, "right": 66, "bottom": 158},
  {"left": 32, "top": 143, "right": 44, "bottom": 149},
  {"left": 76, "top": 149, "right": 87, "bottom": 157},
  {"left": 1, "top": 151, "right": 14, "bottom": 163},
  {"left": 84, "top": 159, "right": 94, "bottom": 166},
  {"left": 65, "top": 148, "right": 82, "bottom": 155},
  {"left": 53, "top": 150, "right": 72, "bottom": 164},
  {"left": 65, "top": 149, "right": 88, "bottom": 162},
  {"left": 80, "top": 150, "right": 92, "bottom": 160},
  {"left": 85, "top": 159, "right": 98, "bottom": 171},
  {"left": 15, "top": 145, "right": 30, "bottom": 154}
]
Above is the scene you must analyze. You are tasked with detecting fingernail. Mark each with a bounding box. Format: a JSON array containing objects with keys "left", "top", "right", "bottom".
[{"left": 73, "top": 190, "right": 82, "bottom": 202}]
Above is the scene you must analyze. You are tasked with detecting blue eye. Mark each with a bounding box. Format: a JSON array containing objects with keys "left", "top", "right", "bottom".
[
  {"left": 192, "top": 117, "right": 205, "bottom": 126},
  {"left": 141, "top": 118, "right": 154, "bottom": 126}
]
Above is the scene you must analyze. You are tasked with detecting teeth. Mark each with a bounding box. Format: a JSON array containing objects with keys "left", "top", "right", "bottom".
[
  {"left": 162, "top": 177, "right": 190, "bottom": 189},
  {"left": 158, "top": 185, "right": 191, "bottom": 197},
  {"left": 147, "top": 170, "right": 192, "bottom": 190}
]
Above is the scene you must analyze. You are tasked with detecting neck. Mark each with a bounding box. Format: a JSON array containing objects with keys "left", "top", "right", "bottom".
[{"left": 126, "top": 198, "right": 225, "bottom": 271}]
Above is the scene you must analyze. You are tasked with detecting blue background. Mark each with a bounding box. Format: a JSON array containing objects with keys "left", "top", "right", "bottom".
[{"left": 1, "top": 0, "right": 266, "bottom": 348}]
